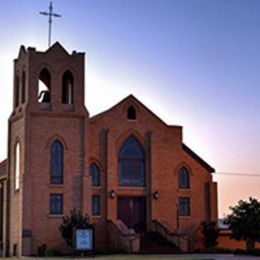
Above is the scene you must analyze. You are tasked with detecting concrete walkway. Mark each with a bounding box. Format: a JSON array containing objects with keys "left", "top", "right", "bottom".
[
  {"left": 14, "top": 254, "right": 260, "bottom": 259},
  {"left": 180, "top": 254, "right": 260, "bottom": 260}
]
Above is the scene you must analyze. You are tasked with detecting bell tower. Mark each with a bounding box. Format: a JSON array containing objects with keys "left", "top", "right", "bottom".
[{"left": 7, "top": 42, "right": 89, "bottom": 256}]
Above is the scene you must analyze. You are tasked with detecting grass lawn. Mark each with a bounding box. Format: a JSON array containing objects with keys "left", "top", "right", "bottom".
[{"left": 13, "top": 255, "right": 214, "bottom": 260}]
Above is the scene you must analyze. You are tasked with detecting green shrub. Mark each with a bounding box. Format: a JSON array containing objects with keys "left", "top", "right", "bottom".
[
  {"left": 59, "top": 209, "right": 92, "bottom": 249},
  {"left": 235, "top": 248, "right": 260, "bottom": 256},
  {"left": 46, "top": 247, "right": 61, "bottom": 256},
  {"left": 96, "top": 245, "right": 125, "bottom": 254},
  {"left": 37, "top": 244, "right": 47, "bottom": 256},
  {"left": 224, "top": 197, "right": 260, "bottom": 250},
  {"left": 200, "top": 221, "right": 219, "bottom": 249}
]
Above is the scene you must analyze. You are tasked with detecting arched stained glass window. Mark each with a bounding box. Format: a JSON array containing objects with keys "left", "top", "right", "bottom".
[
  {"left": 90, "top": 163, "right": 100, "bottom": 187},
  {"left": 119, "top": 136, "right": 145, "bottom": 187},
  {"left": 178, "top": 166, "right": 190, "bottom": 189},
  {"left": 51, "top": 140, "right": 63, "bottom": 184}
]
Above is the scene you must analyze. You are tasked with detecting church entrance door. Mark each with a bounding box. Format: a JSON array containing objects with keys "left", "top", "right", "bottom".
[{"left": 117, "top": 196, "right": 146, "bottom": 232}]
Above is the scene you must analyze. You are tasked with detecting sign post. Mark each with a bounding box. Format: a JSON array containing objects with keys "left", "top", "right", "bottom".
[
  {"left": 76, "top": 229, "right": 93, "bottom": 250},
  {"left": 74, "top": 227, "right": 94, "bottom": 256}
]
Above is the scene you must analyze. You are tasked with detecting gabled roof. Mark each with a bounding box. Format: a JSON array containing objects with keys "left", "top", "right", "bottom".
[
  {"left": 182, "top": 143, "right": 215, "bottom": 173},
  {"left": 0, "top": 159, "right": 7, "bottom": 179},
  {"left": 90, "top": 94, "right": 169, "bottom": 127},
  {"left": 45, "top": 41, "right": 70, "bottom": 56}
]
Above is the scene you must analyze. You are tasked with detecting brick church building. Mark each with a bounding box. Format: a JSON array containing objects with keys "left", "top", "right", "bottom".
[{"left": 0, "top": 42, "right": 217, "bottom": 256}]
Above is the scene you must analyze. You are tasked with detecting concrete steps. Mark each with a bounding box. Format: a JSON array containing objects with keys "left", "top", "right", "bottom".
[{"left": 139, "top": 231, "right": 181, "bottom": 254}]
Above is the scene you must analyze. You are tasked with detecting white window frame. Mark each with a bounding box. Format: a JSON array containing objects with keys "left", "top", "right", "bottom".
[{"left": 15, "top": 142, "right": 20, "bottom": 191}]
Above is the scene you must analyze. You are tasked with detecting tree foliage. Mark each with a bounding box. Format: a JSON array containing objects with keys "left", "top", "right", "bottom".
[
  {"left": 201, "top": 221, "right": 219, "bottom": 248},
  {"left": 224, "top": 197, "right": 260, "bottom": 250},
  {"left": 59, "top": 209, "right": 92, "bottom": 248}
]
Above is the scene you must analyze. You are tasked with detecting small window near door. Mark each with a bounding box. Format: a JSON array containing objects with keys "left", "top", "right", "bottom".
[
  {"left": 50, "top": 193, "right": 63, "bottom": 215},
  {"left": 92, "top": 195, "right": 100, "bottom": 216},
  {"left": 178, "top": 197, "right": 190, "bottom": 216}
]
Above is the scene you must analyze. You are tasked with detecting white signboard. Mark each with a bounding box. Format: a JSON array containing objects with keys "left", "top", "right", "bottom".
[{"left": 76, "top": 229, "right": 93, "bottom": 250}]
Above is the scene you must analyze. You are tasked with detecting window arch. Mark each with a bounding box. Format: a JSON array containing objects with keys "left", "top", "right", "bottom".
[
  {"left": 127, "top": 105, "right": 136, "bottom": 120},
  {"left": 90, "top": 163, "right": 100, "bottom": 187},
  {"left": 178, "top": 166, "right": 190, "bottom": 189},
  {"left": 38, "top": 68, "right": 51, "bottom": 103},
  {"left": 119, "top": 136, "right": 145, "bottom": 187},
  {"left": 50, "top": 140, "right": 63, "bottom": 184},
  {"left": 15, "top": 142, "right": 21, "bottom": 190},
  {"left": 62, "top": 70, "right": 74, "bottom": 104}
]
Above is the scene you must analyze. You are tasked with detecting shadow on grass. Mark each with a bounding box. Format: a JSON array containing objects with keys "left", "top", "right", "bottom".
[{"left": 19, "top": 256, "right": 214, "bottom": 260}]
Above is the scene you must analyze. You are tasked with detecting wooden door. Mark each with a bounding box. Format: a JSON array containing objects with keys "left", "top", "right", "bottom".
[{"left": 118, "top": 197, "right": 146, "bottom": 231}]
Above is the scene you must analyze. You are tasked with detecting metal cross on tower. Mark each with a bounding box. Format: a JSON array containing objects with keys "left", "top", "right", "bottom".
[{"left": 40, "top": 1, "right": 62, "bottom": 47}]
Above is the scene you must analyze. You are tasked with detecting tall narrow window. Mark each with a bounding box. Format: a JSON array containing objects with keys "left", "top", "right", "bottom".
[
  {"left": 21, "top": 71, "right": 26, "bottom": 103},
  {"left": 178, "top": 166, "right": 190, "bottom": 189},
  {"left": 38, "top": 68, "right": 51, "bottom": 103},
  {"left": 127, "top": 105, "right": 136, "bottom": 120},
  {"left": 50, "top": 140, "right": 63, "bottom": 184},
  {"left": 90, "top": 163, "right": 100, "bottom": 187},
  {"left": 50, "top": 194, "right": 63, "bottom": 215},
  {"left": 62, "top": 70, "right": 74, "bottom": 104},
  {"left": 178, "top": 197, "right": 190, "bottom": 216},
  {"left": 119, "top": 136, "right": 145, "bottom": 187},
  {"left": 15, "top": 142, "right": 20, "bottom": 191},
  {"left": 15, "top": 76, "right": 19, "bottom": 107},
  {"left": 92, "top": 195, "right": 100, "bottom": 216}
]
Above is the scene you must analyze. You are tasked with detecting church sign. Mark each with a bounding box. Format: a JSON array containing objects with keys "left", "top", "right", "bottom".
[{"left": 75, "top": 228, "right": 93, "bottom": 251}]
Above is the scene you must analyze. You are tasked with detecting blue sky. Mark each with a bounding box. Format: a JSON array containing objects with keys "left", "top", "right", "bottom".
[{"left": 1, "top": 0, "right": 260, "bottom": 217}]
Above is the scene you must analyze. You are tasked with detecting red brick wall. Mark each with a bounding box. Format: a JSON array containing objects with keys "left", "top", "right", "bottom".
[
  {"left": 8, "top": 44, "right": 89, "bottom": 256},
  {"left": 218, "top": 230, "right": 260, "bottom": 250},
  {"left": 8, "top": 116, "right": 25, "bottom": 257},
  {"left": 88, "top": 95, "right": 217, "bottom": 250},
  {"left": 6, "top": 44, "right": 217, "bottom": 255}
]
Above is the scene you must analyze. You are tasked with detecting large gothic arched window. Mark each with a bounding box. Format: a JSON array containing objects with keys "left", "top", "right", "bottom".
[
  {"left": 178, "top": 166, "right": 190, "bottom": 189},
  {"left": 119, "top": 136, "right": 145, "bottom": 187},
  {"left": 50, "top": 140, "right": 63, "bottom": 184}
]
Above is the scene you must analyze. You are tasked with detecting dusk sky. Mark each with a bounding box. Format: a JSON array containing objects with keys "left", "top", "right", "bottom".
[{"left": 1, "top": 0, "right": 260, "bottom": 217}]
